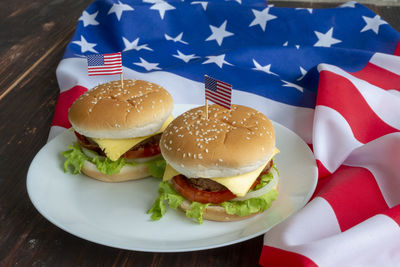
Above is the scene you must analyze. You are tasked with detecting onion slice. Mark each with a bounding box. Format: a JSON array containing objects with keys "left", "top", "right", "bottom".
[
  {"left": 232, "top": 171, "right": 279, "bottom": 201},
  {"left": 81, "top": 147, "right": 104, "bottom": 160}
]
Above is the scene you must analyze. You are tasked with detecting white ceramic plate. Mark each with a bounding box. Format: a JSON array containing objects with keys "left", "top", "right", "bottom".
[{"left": 27, "top": 104, "right": 318, "bottom": 252}]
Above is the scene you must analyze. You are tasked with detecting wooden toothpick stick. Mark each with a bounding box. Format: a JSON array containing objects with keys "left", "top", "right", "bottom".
[{"left": 205, "top": 99, "right": 209, "bottom": 120}]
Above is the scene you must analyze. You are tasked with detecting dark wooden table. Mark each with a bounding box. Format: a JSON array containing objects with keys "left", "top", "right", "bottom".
[{"left": 1, "top": 1, "right": 399, "bottom": 266}]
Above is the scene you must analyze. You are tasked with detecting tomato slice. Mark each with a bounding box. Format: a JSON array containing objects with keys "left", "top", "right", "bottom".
[
  {"left": 171, "top": 175, "right": 237, "bottom": 204},
  {"left": 74, "top": 131, "right": 90, "bottom": 145}
]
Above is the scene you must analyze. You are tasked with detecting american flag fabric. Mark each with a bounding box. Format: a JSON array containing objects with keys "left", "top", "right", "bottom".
[
  {"left": 204, "top": 75, "right": 232, "bottom": 109},
  {"left": 86, "top": 52, "right": 122, "bottom": 76},
  {"left": 50, "top": 0, "right": 400, "bottom": 265}
]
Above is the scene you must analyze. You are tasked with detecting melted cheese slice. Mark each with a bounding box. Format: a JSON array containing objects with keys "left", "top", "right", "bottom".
[
  {"left": 163, "top": 163, "right": 181, "bottom": 182},
  {"left": 163, "top": 147, "right": 280, "bottom": 197},
  {"left": 92, "top": 115, "right": 173, "bottom": 161}
]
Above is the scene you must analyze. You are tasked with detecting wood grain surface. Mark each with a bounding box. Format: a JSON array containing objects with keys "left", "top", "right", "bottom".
[{"left": 0, "top": 1, "right": 399, "bottom": 266}]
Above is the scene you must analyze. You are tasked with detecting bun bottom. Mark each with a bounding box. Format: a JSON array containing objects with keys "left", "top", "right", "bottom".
[
  {"left": 179, "top": 200, "right": 259, "bottom": 222},
  {"left": 81, "top": 161, "right": 151, "bottom": 182}
]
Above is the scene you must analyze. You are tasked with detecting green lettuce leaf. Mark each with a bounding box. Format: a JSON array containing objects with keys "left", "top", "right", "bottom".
[
  {"left": 147, "top": 181, "right": 184, "bottom": 220},
  {"left": 91, "top": 156, "right": 126, "bottom": 175},
  {"left": 62, "top": 143, "right": 126, "bottom": 175},
  {"left": 252, "top": 163, "right": 278, "bottom": 191},
  {"left": 147, "top": 184, "right": 277, "bottom": 224},
  {"left": 253, "top": 172, "right": 273, "bottom": 191},
  {"left": 185, "top": 202, "right": 210, "bottom": 224},
  {"left": 62, "top": 143, "right": 168, "bottom": 178},
  {"left": 146, "top": 158, "right": 166, "bottom": 179},
  {"left": 62, "top": 144, "right": 88, "bottom": 174},
  {"left": 221, "top": 189, "right": 278, "bottom": 217}
]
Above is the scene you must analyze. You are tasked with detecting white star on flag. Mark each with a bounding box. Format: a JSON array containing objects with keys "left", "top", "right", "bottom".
[
  {"left": 149, "top": 0, "right": 175, "bottom": 19},
  {"left": 108, "top": 1, "right": 134, "bottom": 21},
  {"left": 361, "top": 15, "right": 387, "bottom": 34},
  {"left": 173, "top": 50, "right": 199, "bottom": 63},
  {"left": 202, "top": 54, "right": 233, "bottom": 68},
  {"left": 164, "top": 32, "right": 188, "bottom": 44},
  {"left": 281, "top": 80, "right": 304, "bottom": 92},
  {"left": 72, "top": 35, "right": 98, "bottom": 53},
  {"left": 134, "top": 57, "right": 161, "bottom": 71},
  {"left": 297, "top": 66, "right": 308, "bottom": 81},
  {"left": 205, "top": 20, "right": 234, "bottom": 46},
  {"left": 252, "top": 59, "right": 278, "bottom": 76},
  {"left": 314, "top": 27, "right": 342, "bottom": 47},
  {"left": 79, "top": 11, "right": 99, "bottom": 27},
  {"left": 295, "top": 8, "right": 313, "bottom": 14},
  {"left": 191, "top": 1, "right": 208, "bottom": 11},
  {"left": 122, "top": 37, "right": 153, "bottom": 52},
  {"left": 249, "top": 7, "right": 277, "bottom": 31}
]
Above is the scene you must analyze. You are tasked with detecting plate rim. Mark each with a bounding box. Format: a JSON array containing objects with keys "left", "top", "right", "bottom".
[{"left": 26, "top": 104, "right": 318, "bottom": 252}]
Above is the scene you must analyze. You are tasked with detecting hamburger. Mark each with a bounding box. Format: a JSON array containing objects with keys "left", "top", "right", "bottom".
[
  {"left": 148, "top": 104, "right": 279, "bottom": 223},
  {"left": 62, "top": 79, "right": 174, "bottom": 182}
]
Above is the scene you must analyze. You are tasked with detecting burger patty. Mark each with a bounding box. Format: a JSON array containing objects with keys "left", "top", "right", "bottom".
[
  {"left": 187, "top": 178, "right": 228, "bottom": 192},
  {"left": 186, "top": 159, "right": 274, "bottom": 192}
]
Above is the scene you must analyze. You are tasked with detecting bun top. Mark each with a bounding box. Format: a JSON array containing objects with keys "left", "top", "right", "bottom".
[
  {"left": 68, "top": 80, "right": 173, "bottom": 139},
  {"left": 160, "top": 104, "right": 275, "bottom": 178}
]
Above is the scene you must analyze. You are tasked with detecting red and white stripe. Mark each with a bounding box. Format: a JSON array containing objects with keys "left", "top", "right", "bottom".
[
  {"left": 260, "top": 52, "right": 400, "bottom": 266},
  {"left": 88, "top": 53, "right": 122, "bottom": 76}
]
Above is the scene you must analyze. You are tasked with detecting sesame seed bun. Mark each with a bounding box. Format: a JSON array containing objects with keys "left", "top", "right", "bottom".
[
  {"left": 68, "top": 80, "right": 173, "bottom": 139},
  {"left": 160, "top": 104, "right": 275, "bottom": 178}
]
